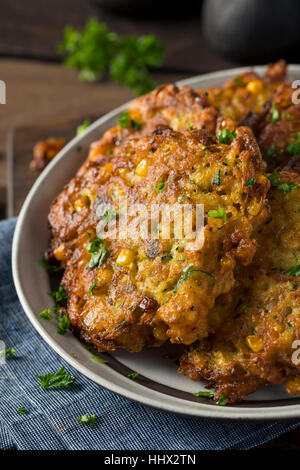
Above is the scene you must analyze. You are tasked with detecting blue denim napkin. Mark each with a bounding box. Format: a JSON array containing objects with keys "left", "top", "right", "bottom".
[{"left": 0, "top": 218, "right": 299, "bottom": 450}]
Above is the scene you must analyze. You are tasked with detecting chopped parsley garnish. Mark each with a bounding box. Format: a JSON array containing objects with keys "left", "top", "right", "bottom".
[
  {"left": 86, "top": 234, "right": 107, "bottom": 269},
  {"left": 285, "top": 133, "right": 300, "bottom": 156},
  {"left": 208, "top": 205, "right": 227, "bottom": 222},
  {"left": 77, "top": 119, "right": 91, "bottom": 135},
  {"left": 286, "top": 113, "right": 294, "bottom": 120},
  {"left": 128, "top": 372, "right": 139, "bottom": 380},
  {"left": 118, "top": 112, "right": 142, "bottom": 130},
  {"left": 269, "top": 172, "right": 298, "bottom": 193},
  {"left": 4, "top": 348, "right": 15, "bottom": 358},
  {"left": 270, "top": 102, "right": 280, "bottom": 123},
  {"left": 77, "top": 414, "right": 96, "bottom": 427},
  {"left": 18, "top": 407, "right": 27, "bottom": 415},
  {"left": 49, "top": 285, "right": 67, "bottom": 304},
  {"left": 269, "top": 172, "right": 281, "bottom": 186},
  {"left": 36, "top": 367, "right": 74, "bottom": 389},
  {"left": 156, "top": 181, "right": 165, "bottom": 192},
  {"left": 56, "top": 311, "right": 71, "bottom": 335},
  {"left": 194, "top": 391, "right": 214, "bottom": 399},
  {"left": 71, "top": 353, "right": 77, "bottom": 358},
  {"left": 246, "top": 178, "right": 255, "bottom": 187},
  {"left": 233, "top": 77, "right": 243, "bottom": 86},
  {"left": 283, "top": 265, "right": 300, "bottom": 277},
  {"left": 216, "top": 393, "right": 227, "bottom": 406},
  {"left": 174, "top": 263, "right": 215, "bottom": 293},
  {"left": 88, "top": 279, "right": 99, "bottom": 295},
  {"left": 101, "top": 209, "right": 118, "bottom": 223},
  {"left": 177, "top": 194, "right": 185, "bottom": 203},
  {"left": 217, "top": 129, "right": 236, "bottom": 144},
  {"left": 213, "top": 169, "right": 221, "bottom": 186},
  {"left": 39, "top": 309, "right": 52, "bottom": 320},
  {"left": 91, "top": 355, "right": 108, "bottom": 363},
  {"left": 39, "top": 258, "right": 61, "bottom": 273},
  {"left": 267, "top": 144, "right": 276, "bottom": 162}
]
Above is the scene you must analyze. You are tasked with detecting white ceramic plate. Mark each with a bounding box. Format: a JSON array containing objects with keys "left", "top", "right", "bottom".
[{"left": 12, "top": 65, "right": 300, "bottom": 421}]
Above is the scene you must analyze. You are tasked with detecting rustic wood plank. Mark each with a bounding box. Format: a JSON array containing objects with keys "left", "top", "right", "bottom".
[{"left": 0, "top": 0, "right": 233, "bottom": 72}]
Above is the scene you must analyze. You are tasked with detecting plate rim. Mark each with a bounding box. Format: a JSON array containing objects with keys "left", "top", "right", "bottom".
[{"left": 12, "top": 64, "right": 300, "bottom": 421}]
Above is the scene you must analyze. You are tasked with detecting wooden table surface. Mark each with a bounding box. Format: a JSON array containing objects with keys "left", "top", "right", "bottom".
[{"left": 0, "top": 0, "right": 299, "bottom": 449}]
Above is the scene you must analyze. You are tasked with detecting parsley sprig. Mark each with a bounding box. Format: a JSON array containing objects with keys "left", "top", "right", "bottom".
[
  {"left": 174, "top": 263, "right": 215, "bottom": 293},
  {"left": 118, "top": 112, "right": 142, "bottom": 130},
  {"left": 86, "top": 233, "right": 107, "bottom": 269},
  {"left": 36, "top": 366, "right": 74, "bottom": 389},
  {"left": 77, "top": 414, "right": 96, "bottom": 427},
  {"left": 269, "top": 173, "right": 298, "bottom": 193},
  {"left": 58, "top": 18, "right": 164, "bottom": 95},
  {"left": 208, "top": 205, "right": 227, "bottom": 222},
  {"left": 217, "top": 129, "right": 236, "bottom": 145},
  {"left": 270, "top": 101, "right": 280, "bottom": 123},
  {"left": 284, "top": 265, "right": 300, "bottom": 276}
]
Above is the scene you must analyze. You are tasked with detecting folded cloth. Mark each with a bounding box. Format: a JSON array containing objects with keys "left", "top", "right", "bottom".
[{"left": 0, "top": 218, "right": 299, "bottom": 450}]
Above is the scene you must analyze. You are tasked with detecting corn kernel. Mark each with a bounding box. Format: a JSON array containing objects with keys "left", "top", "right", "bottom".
[
  {"left": 135, "top": 159, "right": 148, "bottom": 177},
  {"left": 286, "top": 376, "right": 300, "bottom": 395},
  {"left": 116, "top": 248, "right": 134, "bottom": 266},
  {"left": 54, "top": 243, "right": 66, "bottom": 261},
  {"left": 246, "top": 79, "right": 263, "bottom": 94},
  {"left": 97, "top": 268, "right": 113, "bottom": 286},
  {"left": 153, "top": 326, "right": 168, "bottom": 342},
  {"left": 246, "top": 334, "right": 264, "bottom": 353},
  {"left": 74, "top": 195, "right": 90, "bottom": 213},
  {"left": 98, "top": 162, "right": 113, "bottom": 182}
]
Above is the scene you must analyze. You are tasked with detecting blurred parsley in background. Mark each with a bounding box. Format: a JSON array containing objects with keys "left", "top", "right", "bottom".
[{"left": 58, "top": 18, "right": 164, "bottom": 95}]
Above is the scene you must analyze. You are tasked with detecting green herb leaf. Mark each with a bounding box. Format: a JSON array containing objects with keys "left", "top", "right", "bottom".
[
  {"left": 88, "top": 279, "right": 99, "bottom": 295},
  {"left": 194, "top": 391, "right": 214, "bottom": 399},
  {"left": 58, "top": 18, "right": 164, "bottom": 95},
  {"left": 283, "top": 265, "right": 300, "bottom": 276},
  {"left": 266, "top": 144, "right": 276, "bottom": 162},
  {"left": 233, "top": 77, "right": 243, "bottom": 86},
  {"left": 269, "top": 173, "right": 298, "bottom": 193},
  {"left": 86, "top": 234, "right": 107, "bottom": 269},
  {"left": 286, "top": 113, "right": 294, "bottom": 120},
  {"left": 270, "top": 101, "right": 280, "bottom": 123},
  {"left": 77, "top": 414, "right": 96, "bottom": 427},
  {"left": 101, "top": 209, "right": 118, "bottom": 223},
  {"left": 56, "top": 312, "right": 71, "bottom": 335},
  {"left": 18, "top": 407, "right": 27, "bottom": 415},
  {"left": 177, "top": 194, "right": 185, "bottom": 203},
  {"left": 128, "top": 372, "right": 139, "bottom": 380},
  {"left": 39, "top": 258, "right": 61, "bottom": 273},
  {"left": 77, "top": 119, "right": 91, "bottom": 135},
  {"left": 39, "top": 309, "right": 52, "bottom": 320},
  {"left": 216, "top": 393, "right": 227, "bottom": 406},
  {"left": 213, "top": 169, "right": 221, "bottom": 186},
  {"left": 217, "top": 129, "right": 236, "bottom": 145},
  {"left": 208, "top": 205, "right": 227, "bottom": 222},
  {"left": 246, "top": 178, "right": 255, "bottom": 187},
  {"left": 91, "top": 355, "right": 108, "bottom": 363},
  {"left": 156, "top": 181, "right": 165, "bottom": 192},
  {"left": 49, "top": 285, "right": 67, "bottom": 304},
  {"left": 4, "top": 348, "right": 15, "bottom": 358},
  {"left": 36, "top": 366, "right": 74, "bottom": 389},
  {"left": 174, "top": 263, "right": 215, "bottom": 293}
]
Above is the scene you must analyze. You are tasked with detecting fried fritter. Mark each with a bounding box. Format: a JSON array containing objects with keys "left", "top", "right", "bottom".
[
  {"left": 179, "top": 158, "right": 300, "bottom": 403},
  {"left": 48, "top": 126, "right": 269, "bottom": 352},
  {"left": 202, "top": 60, "right": 287, "bottom": 123},
  {"left": 30, "top": 138, "right": 66, "bottom": 171},
  {"left": 48, "top": 84, "right": 217, "bottom": 242}
]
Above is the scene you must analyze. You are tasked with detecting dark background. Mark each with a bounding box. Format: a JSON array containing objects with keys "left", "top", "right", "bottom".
[{"left": 1, "top": 0, "right": 300, "bottom": 449}]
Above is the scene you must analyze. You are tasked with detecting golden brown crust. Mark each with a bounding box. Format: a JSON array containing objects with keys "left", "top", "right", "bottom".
[
  {"left": 48, "top": 124, "right": 269, "bottom": 353},
  {"left": 179, "top": 158, "right": 300, "bottom": 403},
  {"left": 30, "top": 138, "right": 66, "bottom": 171}
]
